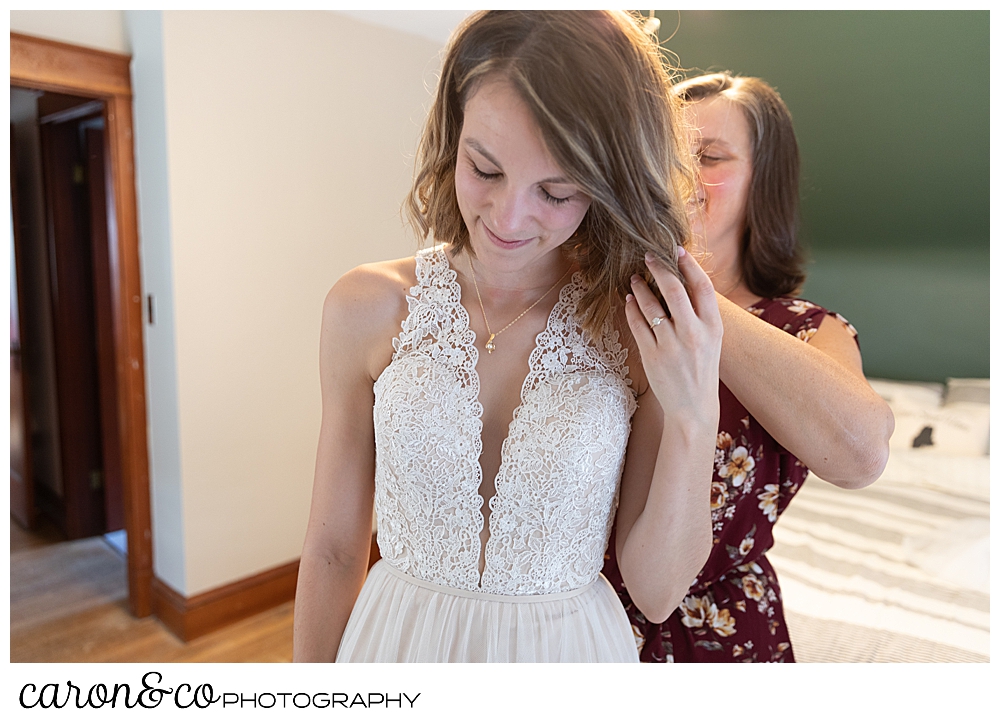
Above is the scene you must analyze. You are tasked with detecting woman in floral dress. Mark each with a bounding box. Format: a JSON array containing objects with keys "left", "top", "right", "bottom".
[{"left": 602, "top": 73, "right": 894, "bottom": 662}]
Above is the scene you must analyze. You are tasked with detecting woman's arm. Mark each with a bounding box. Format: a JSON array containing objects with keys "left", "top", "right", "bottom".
[
  {"left": 292, "top": 265, "right": 404, "bottom": 662},
  {"left": 614, "top": 250, "right": 722, "bottom": 624},
  {"left": 716, "top": 295, "right": 893, "bottom": 489}
]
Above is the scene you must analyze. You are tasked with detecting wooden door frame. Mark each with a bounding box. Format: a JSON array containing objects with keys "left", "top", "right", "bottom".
[{"left": 11, "top": 32, "right": 154, "bottom": 618}]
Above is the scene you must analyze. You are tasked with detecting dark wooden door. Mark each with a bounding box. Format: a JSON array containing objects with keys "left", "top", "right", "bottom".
[
  {"left": 39, "top": 115, "right": 106, "bottom": 539},
  {"left": 85, "top": 126, "right": 125, "bottom": 532},
  {"left": 10, "top": 125, "right": 36, "bottom": 530}
]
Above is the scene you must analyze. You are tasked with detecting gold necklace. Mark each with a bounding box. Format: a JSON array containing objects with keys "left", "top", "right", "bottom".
[
  {"left": 468, "top": 255, "right": 570, "bottom": 354},
  {"left": 719, "top": 275, "right": 742, "bottom": 298}
]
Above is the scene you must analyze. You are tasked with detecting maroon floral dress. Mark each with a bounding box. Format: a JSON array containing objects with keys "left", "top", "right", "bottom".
[{"left": 603, "top": 297, "right": 858, "bottom": 663}]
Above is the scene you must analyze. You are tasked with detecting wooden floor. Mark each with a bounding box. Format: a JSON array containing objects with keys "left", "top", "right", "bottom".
[{"left": 10, "top": 519, "right": 294, "bottom": 662}]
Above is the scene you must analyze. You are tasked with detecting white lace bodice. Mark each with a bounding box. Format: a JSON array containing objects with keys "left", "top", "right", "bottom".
[{"left": 372, "top": 246, "right": 637, "bottom": 595}]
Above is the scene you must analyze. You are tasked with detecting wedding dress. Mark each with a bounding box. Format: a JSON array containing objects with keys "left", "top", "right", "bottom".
[{"left": 336, "top": 245, "right": 639, "bottom": 662}]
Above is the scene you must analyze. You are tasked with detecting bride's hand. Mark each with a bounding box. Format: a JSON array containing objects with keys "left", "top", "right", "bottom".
[{"left": 625, "top": 249, "right": 723, "bottom": 428}]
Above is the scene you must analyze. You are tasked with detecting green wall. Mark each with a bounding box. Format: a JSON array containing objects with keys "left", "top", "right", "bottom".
[{"left": 658, "top": 10, "right": 989, "bottom": 381}]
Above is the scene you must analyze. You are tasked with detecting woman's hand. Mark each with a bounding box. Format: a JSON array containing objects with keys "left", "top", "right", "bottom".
[{"left": 625, "top": 248, "right": 723, "bottom": 423}]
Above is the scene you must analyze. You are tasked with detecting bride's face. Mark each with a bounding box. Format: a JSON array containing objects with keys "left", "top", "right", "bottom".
[{"left": 454, "top": 77, "right": 591, "bottom": 279}]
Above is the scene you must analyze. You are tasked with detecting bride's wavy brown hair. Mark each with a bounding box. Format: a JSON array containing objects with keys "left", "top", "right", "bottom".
[{"left": 406, "top": 10, "right": 695, "bottom": 337}]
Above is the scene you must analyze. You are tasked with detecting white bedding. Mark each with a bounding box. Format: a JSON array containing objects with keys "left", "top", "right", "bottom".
[{"left": 768, "top": 378, "right": 990, "bottom": 662}]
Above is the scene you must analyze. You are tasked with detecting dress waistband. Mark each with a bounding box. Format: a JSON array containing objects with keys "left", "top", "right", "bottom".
[
  {"left": 689, "top": 553, "right": 775, "bottom": 594},
  {"left": 377, "top": 560, "right": 598, "bottom": 603}
]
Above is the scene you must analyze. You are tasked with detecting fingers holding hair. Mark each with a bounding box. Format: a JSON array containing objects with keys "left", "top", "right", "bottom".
[
  {"left": 643, "top": 251, "right": 697, "bottom": 329},
  {"left": 675, "top": 247, "right": 721, "bottom": 322},
  {"left": 624, "top": 291, "right": 658, "bottom": 350}
]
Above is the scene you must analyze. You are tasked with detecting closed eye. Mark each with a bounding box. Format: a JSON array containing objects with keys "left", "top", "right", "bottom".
[
  {"left": 471, "top": 163, "right": 501, "bottom": 181},
  {"left": 542, "top": 188, "right": 571, "bottom": 206}
]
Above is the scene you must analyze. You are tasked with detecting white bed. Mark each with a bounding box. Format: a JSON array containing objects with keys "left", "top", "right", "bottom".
[{"left": 769, "top": 378, "right": 990, "bottom": 662}]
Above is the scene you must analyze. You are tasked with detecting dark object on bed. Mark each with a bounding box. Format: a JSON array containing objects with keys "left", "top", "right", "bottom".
[{"left": 911, "top": 426, "right": 934, "bottom": 448}]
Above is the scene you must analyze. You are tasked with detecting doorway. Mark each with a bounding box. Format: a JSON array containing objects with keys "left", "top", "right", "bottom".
[
  {"left": 11, "top": 32, "right": 153, "bottom": 618},
  {"left": 11, "top": 88, "right": 125, "bottom": 542}
]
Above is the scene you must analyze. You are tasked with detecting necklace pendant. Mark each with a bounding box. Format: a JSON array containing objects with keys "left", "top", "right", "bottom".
[{"left": 485, "top": 334, "right": 496, "bottom": 354}]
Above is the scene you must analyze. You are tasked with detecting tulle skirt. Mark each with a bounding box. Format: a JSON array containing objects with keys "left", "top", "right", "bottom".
[{"left": 337, "top": 560, "right": 639, "bottom": 663}]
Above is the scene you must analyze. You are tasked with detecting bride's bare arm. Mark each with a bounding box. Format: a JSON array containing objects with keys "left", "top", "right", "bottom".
[
  {"left": 614, "top": 250, "right": 721, "bottom": 624},
  {"left": 292, "top": 263, "right": 407, "bottom": 662}
]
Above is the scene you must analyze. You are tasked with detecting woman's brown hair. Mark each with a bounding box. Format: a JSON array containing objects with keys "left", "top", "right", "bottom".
[
  {"left": 673, "top": 72, "right": 806, "bottom": 298},
  {"left": 406, "top": 10, "right": 695, "bottom": 336}
]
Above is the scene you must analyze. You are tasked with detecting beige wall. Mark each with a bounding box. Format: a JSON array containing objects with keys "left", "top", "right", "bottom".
[
  {"left": 10, "top": 10, "right": 129, "bottom": 53},
  {"left": 13, "top": 10, "right": 444, "bottom": 596},
  {"left": 159, "top": 12, "right": 441, "bottom": 595}
]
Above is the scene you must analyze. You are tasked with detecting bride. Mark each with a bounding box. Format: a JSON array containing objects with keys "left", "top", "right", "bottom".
[{"left": 293, "top": 10, "right": 723, "bottom": 663}]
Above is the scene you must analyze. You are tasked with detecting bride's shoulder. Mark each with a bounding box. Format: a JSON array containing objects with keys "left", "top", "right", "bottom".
[
  {"left": 321, "top": 255, "right": 417, "bottom": 365},
  {"left": 327, "top": 255, "right": 416, "bottom": 309}
]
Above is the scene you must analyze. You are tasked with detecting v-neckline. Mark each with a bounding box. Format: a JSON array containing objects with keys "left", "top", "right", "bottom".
[{"left": 441, "top": 248, "right": 574, "bottom": 585}]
